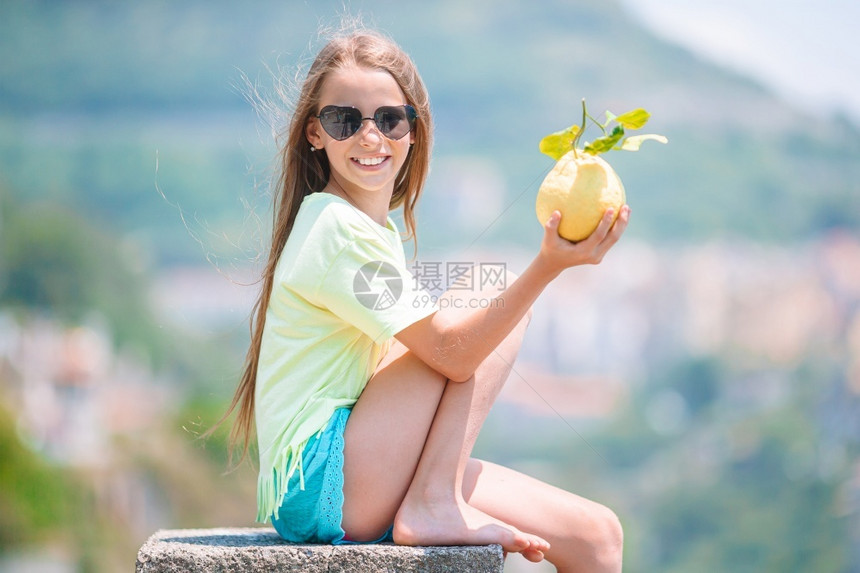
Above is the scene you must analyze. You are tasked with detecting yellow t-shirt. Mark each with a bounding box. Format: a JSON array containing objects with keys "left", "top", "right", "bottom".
[{"left": 255, "top": 192, "right": 437, "bottom": 522}]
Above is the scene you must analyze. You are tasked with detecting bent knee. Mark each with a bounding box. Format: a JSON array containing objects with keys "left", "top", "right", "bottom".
[
  {"left": 552, "top": 500, "right": 624, "bottom": 571},
  {"left": 587, "top": 504, "right": 624, "bottom": 569}
]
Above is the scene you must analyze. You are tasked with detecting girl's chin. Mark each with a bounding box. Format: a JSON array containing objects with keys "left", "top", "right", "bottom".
[
  {"left": 345, "top": 169, "right": 399, "bottom": 188},
  {"left": 337, "top": 174, "right": 395, "bottom": 194}
]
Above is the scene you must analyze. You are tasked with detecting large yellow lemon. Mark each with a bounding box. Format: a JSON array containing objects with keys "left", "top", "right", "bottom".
[{"left": 535, "top": 151, "right": 626, "bottom": 242}]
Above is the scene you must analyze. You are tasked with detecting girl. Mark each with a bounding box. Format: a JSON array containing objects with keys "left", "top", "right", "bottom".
[{"left": 222, "top": 28, "right": 627, "bottom": 572}]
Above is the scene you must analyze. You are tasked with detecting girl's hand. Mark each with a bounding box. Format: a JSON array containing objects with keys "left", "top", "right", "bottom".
[{"left": 538, "top": 205, "right": 630, "bottom": 275}]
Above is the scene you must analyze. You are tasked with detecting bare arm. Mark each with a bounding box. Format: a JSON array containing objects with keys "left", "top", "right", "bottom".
[{"left": 395, "top": 206, "right": 630, "bottom": 381}]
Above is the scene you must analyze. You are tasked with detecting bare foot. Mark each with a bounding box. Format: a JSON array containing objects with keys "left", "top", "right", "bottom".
[{"left": 393, "top": 496, "right": 549, "bottom": 558}]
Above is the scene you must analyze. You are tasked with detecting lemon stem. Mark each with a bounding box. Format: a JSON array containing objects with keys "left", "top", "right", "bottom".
[{"left": 573, "top": 98, "right": 588, "bottom": 158}]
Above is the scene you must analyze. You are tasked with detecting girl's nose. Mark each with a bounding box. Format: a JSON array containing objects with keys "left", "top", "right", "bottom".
[{"left": 356, "top": 118, "right": 383, "bottom": 145}]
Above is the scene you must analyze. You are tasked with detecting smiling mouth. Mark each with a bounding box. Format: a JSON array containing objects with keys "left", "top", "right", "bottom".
[{"left": 354, "top": 156, "right": 386, "bottom": 166}]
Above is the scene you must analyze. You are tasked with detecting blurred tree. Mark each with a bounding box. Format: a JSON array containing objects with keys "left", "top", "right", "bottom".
[
  {"left": 0, "top": 404, "right": 80, "bottom": 549},
  {"left": 0, "top": 196, "right": 178, "bottom": 369}
]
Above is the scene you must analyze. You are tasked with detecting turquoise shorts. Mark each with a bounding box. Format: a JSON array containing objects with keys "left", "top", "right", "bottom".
[{"left": 270, "top": 407, "right": 394, "bottom": 544}]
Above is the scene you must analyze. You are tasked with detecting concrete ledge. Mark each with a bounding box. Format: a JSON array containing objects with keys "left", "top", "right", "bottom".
[{"left": 136, "top": 527, "right": 504, "bottom": 572}]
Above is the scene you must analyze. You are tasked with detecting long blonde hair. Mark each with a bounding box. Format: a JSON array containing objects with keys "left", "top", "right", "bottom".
[{"left": 217, "top": 29, "right": 433, "bottom": 464}]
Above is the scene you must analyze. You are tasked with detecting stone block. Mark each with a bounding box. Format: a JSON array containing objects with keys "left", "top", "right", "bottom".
[{"left": 135, "top": 527, "right": 504, "bottom": 572}]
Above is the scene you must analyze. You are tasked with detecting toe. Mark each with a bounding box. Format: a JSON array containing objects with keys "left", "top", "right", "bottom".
[{"left": 529, "top": 535, "right": 550, "bottom": 552}]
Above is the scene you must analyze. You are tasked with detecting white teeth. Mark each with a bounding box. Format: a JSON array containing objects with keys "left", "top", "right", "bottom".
[{"left": 355, "top": 156, "right": 385, "bottom": 166}]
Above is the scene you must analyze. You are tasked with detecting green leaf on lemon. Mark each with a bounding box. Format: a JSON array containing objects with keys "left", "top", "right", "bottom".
[
  {"left": 539, "top": 125, "right": 581, "bottom": 161},
  {"left": 539, "top": 99, "right": 667, "bottom": 160},
  {"left": 614, "top": 108, "right": 651, "bottom": 130},
  {"left": 584, "top": 125, "right": 625, "bottom": 155},
  {"left": 619, "top": 133, "right": 669, "bottom": 151}
]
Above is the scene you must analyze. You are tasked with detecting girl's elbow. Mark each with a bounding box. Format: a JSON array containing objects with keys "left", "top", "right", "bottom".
[
  {"left": 446, "top": 367, "right": 475, "bottom": 383},
  {"left": 434, "top": 359, "right": 475, "bottom": 383},
  {"left": 429, "top": 322, "right": 477, "bottom": 382}
]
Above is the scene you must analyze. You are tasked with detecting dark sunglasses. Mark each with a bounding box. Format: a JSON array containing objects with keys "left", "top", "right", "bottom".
[{"left": 316, "top": 104, "right": 417, "bottom": 141}]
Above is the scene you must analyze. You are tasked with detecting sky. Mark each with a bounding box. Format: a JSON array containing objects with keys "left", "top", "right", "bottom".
[{"left": 619, "top": 0, "right": 860, "bottom": 123}]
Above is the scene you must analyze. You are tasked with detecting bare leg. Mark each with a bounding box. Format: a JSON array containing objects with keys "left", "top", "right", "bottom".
[
  {"left": 390, "top": 313, "right": 546, "bottom": 555},
  {"left": 463, "top": 459, "right": 624, "bottom": 572},
  {"left": 340, "top": 341, "right": 446, "bottom": 538},
  {"left": 341, "top": 280, "right": 548, "bottom": 557}
]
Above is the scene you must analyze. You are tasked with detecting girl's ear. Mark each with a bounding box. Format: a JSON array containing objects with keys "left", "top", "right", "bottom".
[{"left": 306, "top": 118, "right": 323, "bottom": 150}]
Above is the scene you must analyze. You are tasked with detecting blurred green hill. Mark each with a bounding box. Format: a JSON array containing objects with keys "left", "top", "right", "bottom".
[{"left": 1, "top": 0, "right": 858, "bottom": 267}]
